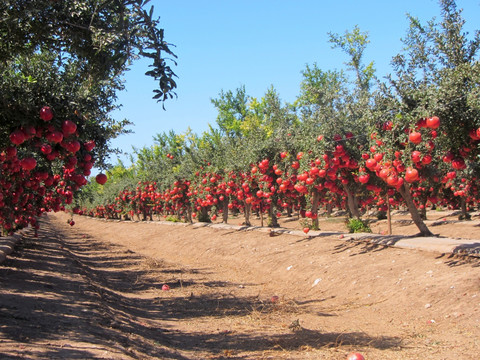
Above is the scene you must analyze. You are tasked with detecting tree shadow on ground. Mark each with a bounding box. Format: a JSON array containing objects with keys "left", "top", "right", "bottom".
[
  {"left": 435, "top": 251, "right": 480, "bottom": 268},
  {"left": 0, "top": 216, "right": 402, "bottom": 359},
  {"left": 332, "top": 238, "right": 392, "bottom": 255}
]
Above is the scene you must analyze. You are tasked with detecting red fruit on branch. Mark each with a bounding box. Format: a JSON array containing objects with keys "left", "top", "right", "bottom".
[
  {"left": 260, "top": 159, "right": 269, "bottom": 168},
  {"left": 46, "top": 130, "right": 64, "bottom": 143},
  {"left": 358, "top": 174, "right": 370, "bottom": 184},
  {"left": 379, "top": 168, "right": 390, "bottom": 179},
  {"left": 46, "top": 150, "right": 59, "bottom": 161},
  {"left": 443, "top": 151, "right": 454, "bottom": 163},
  {"left": 23, "top": 126, "right": 36, "bottom": 139},
  {"left": 409, "top": 131, "right": 422, "bottom": 144},
  {"left": 5, "top": 146, "right": 17, "bottom": 158},
  {"left": 383, "top": 121, "right": 393, "bottom": 131},
  {"left": 373, "top": 152, "right": 383, "bottom": 162},
  {"left": 452, "top": 157, "right": 466, "bottom": 170},
  {"left": 39, "top": 106, "right": 54, "bottom": 121},
  {"left": 84, "top": 140, "right": 96, "bottom": 152},
  {"left": 96, "top": 173, "right": 108, "bottom": 185},
  {"left": 20, "top": 157, "right": 37, "bottom": 171},
  {"left": 411, "top": 151, "right": 421, "bottom": 163},
  {"left": 365, "top": 158, "right": 377, "bottom": 169},
  {"left": 387, "top": 174, "right": 399, "bottom": 186},
  {"left": 416, "top": 118, "right": 427, "bottom": 129},
  {"left": 426, "top": 116, "right": 440, "bottom": 129},
  {"left": 447, "top": 171, "right": 456, "bottom": 180},
  {"left": 10, "top": 129, "right": 26, "bottom": 145},
  {"left": 469, "top": 129, "right": 480, "bottom": 140},
  {"left": 64, "top": 140, "right": 81, "bottom": 153},
  {"left": 40, "top": 144, "right": 52, "bottom": 154},
  {"left": 62, "top": 120, "right": 77, "bottom": 136},
  {"left": 422, "top": 154, "right": 432, "bottom": 165},
  {"left": 396, "top": 162, "right": 405, "bottom": 173},
  {"left": 405, "top": 167, "right": 419, "bottom": 183}
]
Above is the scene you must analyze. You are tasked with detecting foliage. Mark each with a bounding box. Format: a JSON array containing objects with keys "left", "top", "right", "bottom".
[
  {"left": 345, "top": 218, "right": 371, "bottom": 233},
  {"left": 0, "top": 0, "right": 177, "bottom": 103},
  {"left": 0, "top": 0, "right": 177, "bottom": 233},
  {"left": 165, "top": 215, "right": 184, "bottom": 223}
]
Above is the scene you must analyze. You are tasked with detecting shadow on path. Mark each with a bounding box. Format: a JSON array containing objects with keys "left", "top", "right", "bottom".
[{"left": 0, "top": 215, "right": 402, "bottom": 359}]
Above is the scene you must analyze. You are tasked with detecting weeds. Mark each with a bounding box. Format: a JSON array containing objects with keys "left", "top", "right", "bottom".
[{"left": 345, "top": 218, "right": 371, "bottom": 233}]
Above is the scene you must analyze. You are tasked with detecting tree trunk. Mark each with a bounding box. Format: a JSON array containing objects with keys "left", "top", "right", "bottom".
[
  {"left": 222, "top": 199, "right": 229, "bottom": 223},
  {"left": 343, "top": 183, "right": 361, "bottom": 219},
  {"left": 268, "top": 203, "right": 279, "bottom": 228},
  {"left": 186, "top": 204, "right": 193, "bottom": 224},
  {"left": 299, "top": 195, "right": 307, "bottom": 218},
  {"left": 287, "top": 206, "right": 292, "bottom": 218},
  {"left": 386, "top": 194, "right": 392, "bottom": 235},
  {"left": 260, "top": 202, "right": 264, "bottom": 227},
  {"left": 199, "top": 206, "right": 210, "bottom": 223},
  {"left": 326, "top": 202, "right": 332, "bottom": 216},
  {"left": 398, "top": 183, "right": 434, "bottom": 236},
  {"left": 244, "top": 202, "right": 252, "bottom": 226},
  {"left": 420, "top": 197, "right": 428, "bottom": 220},
  {"left": 310, "top": 188, "right": 321, "bottom": 229},
  {"left": 460, "top": 197, "right": 471, "bottom": 220}
]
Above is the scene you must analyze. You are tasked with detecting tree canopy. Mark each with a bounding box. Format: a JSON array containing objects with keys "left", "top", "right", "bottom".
[
  {"left": 0, "top": 0, "right": 177, "bottom": 157},
  {"left": 0, "top": 0, "right": 177, "bottom": 233}
]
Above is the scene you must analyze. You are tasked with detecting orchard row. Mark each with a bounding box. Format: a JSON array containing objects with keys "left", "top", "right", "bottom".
[
  {"left": 3, "top": 1, "right": 479, "bottom": 238},
  {"left": 73, "top": 114, "right": 480, "bottom": 236}
]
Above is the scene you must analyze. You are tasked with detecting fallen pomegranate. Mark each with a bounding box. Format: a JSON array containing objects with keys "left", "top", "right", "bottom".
[{"left": 347, "top": 352, "right": 365, "bottom": 360}]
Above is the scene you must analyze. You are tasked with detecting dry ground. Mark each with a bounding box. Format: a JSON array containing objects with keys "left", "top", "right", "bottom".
[{"left": 1, "top": 210, "right": 480, "bottom": 359}]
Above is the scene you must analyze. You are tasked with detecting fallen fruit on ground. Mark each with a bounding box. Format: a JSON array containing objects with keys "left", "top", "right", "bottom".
[{"left": 347, "top": 352, "right": 365, "bottom": 360}]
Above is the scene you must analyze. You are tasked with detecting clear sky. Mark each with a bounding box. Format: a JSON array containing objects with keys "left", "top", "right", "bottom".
[{"left": 109, "top": 0, "right": 480, "bottom": 167}]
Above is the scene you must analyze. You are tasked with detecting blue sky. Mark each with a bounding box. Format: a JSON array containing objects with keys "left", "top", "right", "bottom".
[{"left": 109, "top": 0, "right": 480, "bottom": 166}]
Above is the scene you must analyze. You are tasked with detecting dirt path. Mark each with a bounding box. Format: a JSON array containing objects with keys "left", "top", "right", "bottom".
[{"left": 1, "top": 213, "right": 480, "bottom": 359}]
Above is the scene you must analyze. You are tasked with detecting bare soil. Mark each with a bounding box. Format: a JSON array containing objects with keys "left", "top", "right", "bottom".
[{"left": 1, "top": 210, "right": 480, "bottom": 359}]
